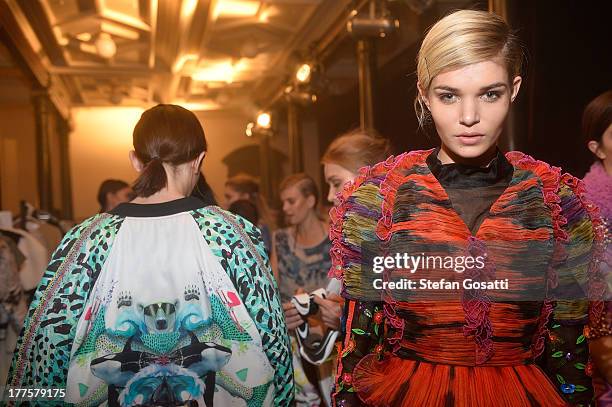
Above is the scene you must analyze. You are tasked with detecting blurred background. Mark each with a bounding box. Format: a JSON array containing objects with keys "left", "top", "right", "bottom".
[{"left": 0, "top": 0, "right": 610, "bottom": 226}]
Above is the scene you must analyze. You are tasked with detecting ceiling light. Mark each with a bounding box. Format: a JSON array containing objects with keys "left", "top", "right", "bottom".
[
  {"left": 192, "top": 61, "right": 235, "bottom": 83},
  {"left": 181, "top": 0, "right": 198, "bottom": 19},
  {"left": 256, "top": 112, "right": 271, "bottom": 129},
  {"left": 95, "top": 33, "right": 117, "bottom": 58},
  {"left": 258, "top": 5, "right": 279, "bottom": 23},
  {"left": 214, "top": 1, "right": 260, "bottom": 19},
  {"left": 245, "top": 122, "right": 254, "bottom": 137},
  {"left": 295, "top": 63, "right": 312, "bottom": 83},
  {"left": 258, "top": 9, "right": 269, "bottom": 22},
  {"left": 192, "top": 59, "right": 246, "bottom": 83},
  {"left": 76, "top": 32, "right": 92, "bottom": 42}
]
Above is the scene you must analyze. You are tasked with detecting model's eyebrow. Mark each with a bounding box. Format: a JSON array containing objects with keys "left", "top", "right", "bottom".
[
  {"left": 433, "top": 83, "right": 508, "bottom": 92},
  {"left": 479, "top": 82, "right": 508, "bottom": 91},
  {"left": 433, "top": 86, "right": 459, "bottom": 92}
]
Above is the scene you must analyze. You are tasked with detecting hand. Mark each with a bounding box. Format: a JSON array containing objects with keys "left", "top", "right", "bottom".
[
  {"left": 283, "top": 301, "right": 305, "bottom": 330},
  {"left": 314, "top": 293, "right": 344, "bottom": 330}
]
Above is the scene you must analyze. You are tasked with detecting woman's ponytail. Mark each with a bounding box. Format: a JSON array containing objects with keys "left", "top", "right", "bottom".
[{"left": 132, "top": 157, "right": 167, "bottom": 197}]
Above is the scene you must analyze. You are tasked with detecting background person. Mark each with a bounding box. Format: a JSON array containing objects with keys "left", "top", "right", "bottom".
[
  {"left": 272, "top": 173, "right": 331, "bottom": 406},
  {"left": 321, "top": 129, "right": 392, "bottom": 207},
  {"left": 316, "top": 129, "right": 392, "bottom": 405},
  {"left": 582, "top": 89, "right": 612, "bottom": 403},
  {"left": 96, "top": 179, "right": 133, "bottom": 212},
  {"left": 225, "top": 174, "right": 275, "bottom": 253},
  {"left": 7, "top": 104, "right": 294, "bottom": 406}
]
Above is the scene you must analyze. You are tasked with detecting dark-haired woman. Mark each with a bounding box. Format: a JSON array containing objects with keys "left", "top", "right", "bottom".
[
  {"left": 97, "top": 179, "right": 133, "bottom": 212},
  {"left": 7, "top": 104, "right": 294, "bottom": 406},
  {"left": 225, "top": 174, "right": 276, "bottom": 254}
]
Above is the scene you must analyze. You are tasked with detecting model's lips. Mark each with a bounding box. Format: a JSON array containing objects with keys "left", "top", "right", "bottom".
[{"left": 456, "top": 133, "right": 485, "bottom": 145}]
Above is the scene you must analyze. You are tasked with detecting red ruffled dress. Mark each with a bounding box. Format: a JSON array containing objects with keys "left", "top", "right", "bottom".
[{"left": 329, "top": 149, "right": 608, "bottom": 406}]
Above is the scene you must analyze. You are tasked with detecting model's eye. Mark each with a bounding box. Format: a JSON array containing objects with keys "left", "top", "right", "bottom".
[
  {"left": 482, "top": 91, "right": 501, "bottom": 102},
  {"left": 438, "top": 93, "right": 457, "bottom": 104}
]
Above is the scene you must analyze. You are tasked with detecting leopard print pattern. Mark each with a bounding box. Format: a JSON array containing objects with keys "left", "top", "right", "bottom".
[
  {"left": 192, "top": 206, "right": 294, "bottom": 407},
  {"left": 8, "top": 214, "right": 124, "bottom": 393}
]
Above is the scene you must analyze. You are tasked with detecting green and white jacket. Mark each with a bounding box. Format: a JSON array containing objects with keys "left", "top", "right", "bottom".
[{"left": 7, "top": 197, "right": 294, "bottom": 407}]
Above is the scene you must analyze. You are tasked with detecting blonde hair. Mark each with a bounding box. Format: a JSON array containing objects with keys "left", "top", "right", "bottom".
[
  {"left": 415, "top": 10, "right": 523, "bottom": 127},
  {"left": 321, "top": 129, "right": 392, "bottom": 174},
  {"left": 279, "top": 173, "right": 319, "bottom": 208}
]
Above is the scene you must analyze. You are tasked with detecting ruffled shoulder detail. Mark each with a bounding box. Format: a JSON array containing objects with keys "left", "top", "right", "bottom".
[
  {"left": 328, "top": 150, "right": 433, "bottom": 284},
  {"left": 557, "top": 174, "right": 606, "bottom": 336},
  {"left": 507, "top": 151, "right": 607, "bottom": 349},
  {"left": 506, "top": 151, "right": 567, "bottom": 242},
  {"left": 505, "top": 152, "right": 567, "bottom": 357},
  {"left": 376, "top": 150, "right": 433, "bottom": 241}
]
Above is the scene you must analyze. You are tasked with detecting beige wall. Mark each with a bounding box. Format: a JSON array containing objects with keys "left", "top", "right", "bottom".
[
  {"left": 195, "top": 109, "right": 259, "bottom": 207},
  {"left": 0, "top": 105, "right": 39, "bottom": 214},
  {"left": 69, "top": 107, "right": 260, "bottom": 219},
  {"left": 69, "top": 107, "right": 142, "bottom": 220}
]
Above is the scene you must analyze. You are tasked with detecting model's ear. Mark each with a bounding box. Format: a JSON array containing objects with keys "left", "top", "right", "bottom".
[
  {"left": 588, "top": 140, "right": 606, "bottom": 160},
  {"left": 306, "top": 193, "right": 316, "bottom": 209},
  {"left": 129, "top": 150, "right": 144, "bottom": 172},
  {"left": 192, "top": 151, "right": 206, "bottom": 174},
  {"left": 510, "top": 76, "right": 522, "bottom": 102}
]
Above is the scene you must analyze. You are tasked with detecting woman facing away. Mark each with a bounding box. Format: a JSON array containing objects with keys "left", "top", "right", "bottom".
[
  {"left": 7, "top": 104, "right": 294, "bottom": 406},
  {"left": 582, "top": 90, "right": 612, "bottom": 403},
  {"left": 224, "top": 174, "right": 276, "bottom": 255},
  {"left": 330, "top": 10, "right": 609, "bottom": 407}
]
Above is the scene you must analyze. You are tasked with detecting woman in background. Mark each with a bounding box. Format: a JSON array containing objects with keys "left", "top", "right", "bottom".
[
  {"left": 0, "top": 233, "right": 26, "bottom": 387},
  {"left": 322, "top": 129, "right": 392, "bottom": 207},
  {"left": 582, "top": 89, "right": 612, "bottom": 404},
  {"left": 272, "top": 173, "right": 330, "bottom": 406},
  {"left": 273, "top": 173, "right": 330, "bottom": 302},
  {"left": 313, "top": 130, "right": 392, "bottom": 406},
  {"left": 97, "top": 179, "right": 133, "bottom": 213},
  {"left": 225, "top": 174, "right": 275, "bottom": 253},
  {"left": 228, "top": 199, "right": 259, "bottom": 226},
  {"left": 315, "top": 129, "right": 393, "bottom": 333},
  {"left": 7, "top": 104, "right": 293, "bottom": 406}
]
